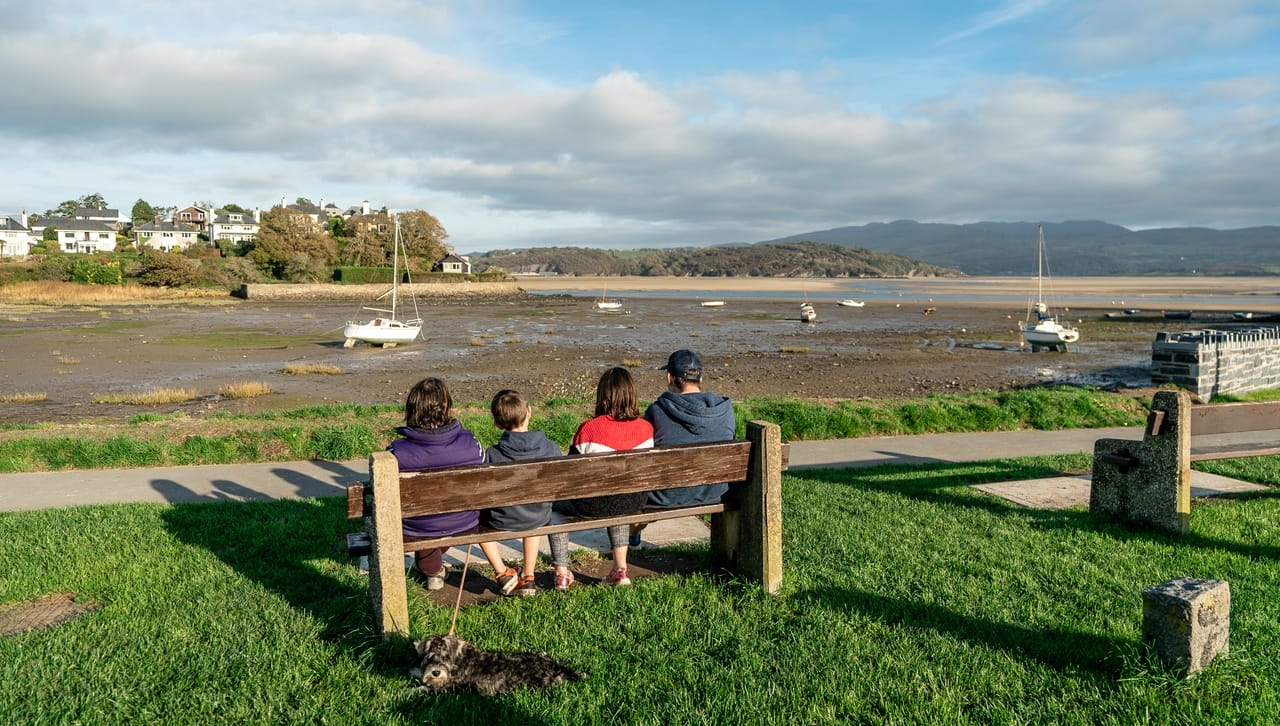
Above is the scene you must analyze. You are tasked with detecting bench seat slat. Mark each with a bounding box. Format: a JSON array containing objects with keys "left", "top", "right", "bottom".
[
  {"left": 1190, "top": 401, "right": 1280, "bottom": 436},
  {"left": 347, "top": 503, "right": 730, "bottom": 557},
  {"left": 1190, "top": 443, "right": 1280, "bottom": 462}
]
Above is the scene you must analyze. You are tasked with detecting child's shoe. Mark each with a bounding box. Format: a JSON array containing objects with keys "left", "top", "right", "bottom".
[
  {"left": 554, "top": 570, "right": 574, "bottom": 591},
  {"left": 516, "top": 573, "right": 538, "bottom": 597},
  {"left": 495, "top": 567, "right": 519, "bottom": 596},
  {"left": 424, "top": 567, "right": 448, "bottom": 591},
  {"left": 604, "top": 566, "right": 631, "bottom": 586}
]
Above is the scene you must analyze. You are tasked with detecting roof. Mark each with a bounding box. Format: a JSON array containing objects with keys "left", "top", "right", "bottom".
[
  {"left": 134, "top": 221, "right": 199, "bottom": 233},
  {"left": 441, "top": 254, "right": 468, "bottom": 263},
  {"left": 1, "top": 216, "right": 29, "bottom": 232}
]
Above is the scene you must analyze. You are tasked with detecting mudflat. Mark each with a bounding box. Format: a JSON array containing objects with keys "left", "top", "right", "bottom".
[{"left": 1, "top": 276, "right": 1275, "bottom": 426}]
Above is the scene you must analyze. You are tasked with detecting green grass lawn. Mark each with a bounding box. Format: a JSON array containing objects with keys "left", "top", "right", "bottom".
[{"left": 2, "top": 455, "right": 1278, "bottom": 723}]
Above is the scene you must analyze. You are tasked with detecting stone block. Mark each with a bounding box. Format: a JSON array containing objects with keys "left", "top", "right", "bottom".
[{"left": 1142, "top": 577, "right": 1230, "bottom": 675}]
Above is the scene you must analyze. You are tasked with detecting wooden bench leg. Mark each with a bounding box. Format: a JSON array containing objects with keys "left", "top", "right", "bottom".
[
  {"left": 712, "top": 420, "right": 783, "bottom": 593},
  {"left": 369, "top": 452, "right": 410, "bottom": 638}
]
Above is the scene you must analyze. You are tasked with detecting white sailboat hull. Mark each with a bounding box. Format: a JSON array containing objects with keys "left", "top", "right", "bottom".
[
  {"left": 837, "top": 300, "right": 864, "bottom": 308},
  {"left": 594, "top": 301, "right": 623, "bottom": 311},
  {"left": 343, "top": 317, "right": 422, "bottom": 347},
  {"left": 1021, "top": 319, "right": 1079, "bottom": 346}
]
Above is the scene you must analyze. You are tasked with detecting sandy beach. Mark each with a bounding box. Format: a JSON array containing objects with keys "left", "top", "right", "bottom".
[{"left": 1, "top": 276, "right": 1275, "bottom": 427}]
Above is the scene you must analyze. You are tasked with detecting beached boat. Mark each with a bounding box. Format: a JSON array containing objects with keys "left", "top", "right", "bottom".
[
  {"left": 800, "top": 302, "right": 817, "bottom": 323},
  {"left": 593, "top": 288, "right": 623, "bottom": 311},
  {"left": 343, "top": 220, "right": 423, "bottom": 348},
  {"left": 700, "top": 300, "right": 726, "bottom": 308},
  {"left": 1020, "top": 225, "right": 1079, "bottom": 351},
  {"left": 1233, "top": 311, "right": 1254, "bottom": 320},
  {"left": 837, "top": 299, "right": 864, "bottom": 308}
]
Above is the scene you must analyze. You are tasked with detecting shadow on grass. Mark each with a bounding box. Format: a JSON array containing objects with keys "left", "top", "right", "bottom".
[
  {"left": 791, "top": 463, "right": 1280, "bottom": 560},
  {"left": 795, "top": 586, "right": 1129, "bottom": 679}
]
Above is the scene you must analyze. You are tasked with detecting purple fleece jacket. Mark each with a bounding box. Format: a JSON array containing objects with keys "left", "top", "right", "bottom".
[{"left": 388, "top": 420, "right": 484, "bottom": 538}]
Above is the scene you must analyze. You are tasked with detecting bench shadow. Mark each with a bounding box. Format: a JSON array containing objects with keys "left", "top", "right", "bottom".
[
  {"left": 790, "top": 464, "right": 1280, "bottom": 560},
  {"left": 794, "top": 585, "right": 1128, "bottom": 679},
  {"left": 159, "top": 495, "right": 370, "bottom": 644},
  {"left": 148, "top": 461, "right": 360, "bottom": 505}
]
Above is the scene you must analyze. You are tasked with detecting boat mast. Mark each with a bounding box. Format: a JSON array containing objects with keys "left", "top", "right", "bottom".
[
  {"left": 390, "top": 218, "right": 400, "bottom": 319},
  {"left": 1036, "top": 224, "right": 1044, "bottom": 305}
]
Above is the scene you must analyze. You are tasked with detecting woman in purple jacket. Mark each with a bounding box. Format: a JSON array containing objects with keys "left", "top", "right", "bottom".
[{"left": 388, "top": 377, "right": 484, "bottom": 590}]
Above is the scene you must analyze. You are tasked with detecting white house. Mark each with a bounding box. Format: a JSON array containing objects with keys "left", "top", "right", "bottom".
[
  {"left": 210, "top": 209, "right": 261, "bottom": 245},
  {"left": 34, "top": 218, "right": 118, "bottom": 253},
  {"left": 133, "top": 220, "right": 200, "bottom": 251},
  {"left": 1, "top": 214, "right": 36, "bottom": 257},
  {"left": 437, "top": 254, "right": 471, "bottom": 274},
  {"left": 73, "top": 207, "right": 126, "bottom": 232}
]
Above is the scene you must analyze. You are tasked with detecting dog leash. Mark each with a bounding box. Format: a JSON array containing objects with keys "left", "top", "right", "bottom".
[{"left": 447, "top": 543, "right": 473, "bottom": 636}]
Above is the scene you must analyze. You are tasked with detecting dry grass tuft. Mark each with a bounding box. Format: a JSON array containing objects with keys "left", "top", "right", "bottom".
[
  {"left": 469, "top": 337, "right": 486, "bottom": 347},
  {"left": 93, "top": 388, "right": 200, "bottom": 405},
  {"left": 219, "top": 381, "right": 272, "bottom": 399},
  {"left": 282, "top": 363, "right": 344, "bottom": 376},
  {"left": 57, "top": 357, "right": 81, "bottom": 365},
  {"left": 780, "top": 346, "right": 811, "bottom": 354},
  {"left": 0, "top": 281, "right": 224, "bottom": 304},
  {"left": 0, "top": 392, "right": 47, "bottom": 403},
  {"left": 621, "top": 358, "right": 644, "bottom": 367}
]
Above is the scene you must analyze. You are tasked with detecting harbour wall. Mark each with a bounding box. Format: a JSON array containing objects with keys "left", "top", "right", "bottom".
[
  {"left": 1150, "top": 326, "right": 1280, "bottom": 400},
  {"left": 236, "top": 280, "right": 525, "bottom": 301}
]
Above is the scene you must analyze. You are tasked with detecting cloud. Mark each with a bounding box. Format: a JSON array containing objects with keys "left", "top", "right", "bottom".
[{"left": 941, "top": 0, "right": 1053, "bottom": 44}]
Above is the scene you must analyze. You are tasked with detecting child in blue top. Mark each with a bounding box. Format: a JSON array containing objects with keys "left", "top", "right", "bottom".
[{"left": 478, "top": 390, "right": 563, "bottom": 596}]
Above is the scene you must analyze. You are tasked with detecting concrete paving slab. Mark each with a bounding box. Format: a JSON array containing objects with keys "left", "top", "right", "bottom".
[{"left": 972, "top": 470, "right": 1270, "bottom": 510}]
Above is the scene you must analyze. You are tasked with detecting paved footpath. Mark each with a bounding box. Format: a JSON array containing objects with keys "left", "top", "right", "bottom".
[{"left": 1, "top": 426, "right": 1266, "bottom": 560}]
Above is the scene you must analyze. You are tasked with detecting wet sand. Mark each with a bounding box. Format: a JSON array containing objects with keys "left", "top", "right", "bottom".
[{"left": 1, "top": 276, "right": 1276, "bottom": 426}]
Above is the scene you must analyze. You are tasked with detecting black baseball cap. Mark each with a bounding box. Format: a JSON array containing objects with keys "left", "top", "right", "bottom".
[{"left": 659, "top": 349, "right": 702, "bottom": 381}]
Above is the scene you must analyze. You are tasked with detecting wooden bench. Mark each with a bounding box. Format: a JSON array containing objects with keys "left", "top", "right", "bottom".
[
  {"left": 347, "top": 420, "right": 786, "bottom": 638},
  {"left": 1091, "top": 390, "right": 1280, "bottom": 533}
]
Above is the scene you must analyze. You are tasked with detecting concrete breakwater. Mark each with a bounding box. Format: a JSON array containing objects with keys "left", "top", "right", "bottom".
[
  {"left": 1151, "top": 326, "right": 1280, "bottom": 400},
  {"left": 236, "top": 280, "right": 525, "bottom": 301}
]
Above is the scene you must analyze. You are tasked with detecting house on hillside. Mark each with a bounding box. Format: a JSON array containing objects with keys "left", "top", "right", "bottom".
[
  {"left": 210, "top": 210, "right": 260, "bottom": 246},
  {"left": 1, "top": 214, "right": 36, "bottom": 257},
  {"left": 174, "top": 205, "right": 213, "bottom": 234},
  {"left": 133, "top": 220, "right": 200, "bottom": 252},
  {"left": 73, "top": 207, "right": 126, "bottom": 233},
  {"left": 35, "top": 217, "right": 118, "bottom": 253},
  {"left": 436, "top": 254, "right": 471, "bottom": 274}
]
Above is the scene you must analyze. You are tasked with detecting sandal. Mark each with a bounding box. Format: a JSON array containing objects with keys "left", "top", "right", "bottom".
[
  {"left": 516, "top": 574, "right": 538, "bottom": 597},
  {"left": 554, "top": 570, "right": 574, "bottom": 591}
]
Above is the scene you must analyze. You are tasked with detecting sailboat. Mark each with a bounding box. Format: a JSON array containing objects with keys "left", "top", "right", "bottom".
[
  {"left": 1020, "top": 224, "right": 1079, "bottom": 351},
  {"left": 593, "top": 287, "right": 623, "bottom": 311},
  {"left": 343, "top": 219, "right": 423, "bottom": 348},
  {"left": 799, "top": 293, "right": 817, "bottom": 323}
]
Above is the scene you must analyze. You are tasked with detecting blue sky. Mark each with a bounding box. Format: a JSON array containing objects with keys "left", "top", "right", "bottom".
[{"left": 2, "top": 1, "right": 1278, "bottom": 252}]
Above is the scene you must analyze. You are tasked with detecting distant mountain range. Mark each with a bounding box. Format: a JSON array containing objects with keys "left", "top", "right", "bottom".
[{"left": 762, "top": 220, "right": 1280, "bottom": 276}]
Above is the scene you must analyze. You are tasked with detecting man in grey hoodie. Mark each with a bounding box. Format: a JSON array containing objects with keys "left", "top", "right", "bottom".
[{"left": 641, "top": 349, "right": 737, "bottom": 511}]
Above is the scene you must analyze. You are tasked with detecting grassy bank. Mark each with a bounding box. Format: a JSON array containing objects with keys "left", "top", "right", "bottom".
[
  {"left": 1, "top": 454, "right": 1277, "bottom": 722},
  {"left": 0, "top": 387, "right": 1151, "bottom": 473}
]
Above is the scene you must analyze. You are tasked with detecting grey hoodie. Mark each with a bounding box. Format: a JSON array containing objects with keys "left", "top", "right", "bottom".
[
  {"left": 482, "top": 430, "right": 563, "bottom": 530},
  {"left": 643, "top": 390, "right": 737, "bottom": 508}
]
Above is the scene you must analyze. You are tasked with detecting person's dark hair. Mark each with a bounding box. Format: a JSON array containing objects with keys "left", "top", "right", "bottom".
[
  {"left": 405, "top": 377, "right": 453, "bottom": 429},
  {"left": 490, "top": 389, "right": 527, "bottom": 431},
  {"left": 594, "top": 367, "right": 639, "bottom": 421}
]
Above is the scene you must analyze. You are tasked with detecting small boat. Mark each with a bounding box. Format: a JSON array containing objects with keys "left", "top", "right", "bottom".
[
  {"left": 1123, "top": 309, "right": 1141, "bottom": 315},
  {"left": 1020, "top": 225, "right": 1079, "bottom": 351},
  {"left": 922, "top": 307, "right": 937, "bottom": 316},
  {"left": 593, "top": 288, "right": 623, "bottom": 311},
  {"left": 343, "top": 219, "right": 423, "bottom": 348},
  {"left": 1233, "top": 311, "right": 1254, "bottom": 320},
  {"left": 837, "top": 299, "right": 864, "bottom": 308},
  {"left": 700, "top": 300, "right": 726, "bottom": 308},
  {"left": 1163, "top": 310, "right": 1193, "bottom": 320},
  {"left": 800, "top": 303, "right": 817, "bottom": 323}
]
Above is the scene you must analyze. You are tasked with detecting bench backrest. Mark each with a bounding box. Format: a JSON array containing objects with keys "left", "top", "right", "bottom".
[
  {"left": 348, "top": 439, "right": 760, "bottom": 519},
  {"left": 1189, "top": 400, "right": 1280, "bottom": 436}
]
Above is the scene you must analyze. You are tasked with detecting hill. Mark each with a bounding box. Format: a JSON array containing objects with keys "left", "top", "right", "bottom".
[
  {"left": 764, "top": 220, "right": 1280, "bottom": 276},
  {"left": 471, "top": 241, "right": 961, "bottom": 278}
]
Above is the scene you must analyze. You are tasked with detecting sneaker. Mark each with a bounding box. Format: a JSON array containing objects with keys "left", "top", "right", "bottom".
[
  {"left": 516, "top": 574, "right": 538, "bottom": 597},
  {"left": 425, "top": 568, "right": 448, "bottom": 591},
  {"left": 604, "top": 566, "right": 631, "bottom": 587},
  {"left": 554, "top": 570, "right": 574, "bottom": 591},
  {"left": 495, "top": 567, "right": 520, "bottom": 596}
]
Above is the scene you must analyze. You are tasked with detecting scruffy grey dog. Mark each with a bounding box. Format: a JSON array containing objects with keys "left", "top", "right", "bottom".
[{"left": 411, "top": 634, "right": 587, "bottom": 696}]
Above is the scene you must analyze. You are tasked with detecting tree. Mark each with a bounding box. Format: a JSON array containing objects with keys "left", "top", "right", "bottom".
[
  {"left": 45, "top": 193, "right": 108, "bottom": 217},
  {"left": 295, "top": 197, "right": 313, "bottom": 207},
  {"left": 221, "top": 203, "right": 247, "bottom": 214},
  {"left": 396, "top": 210, "right": 451, "bottom": 268},
  {"left": 249, "top": 207, "right": 337, "bottom": 281},
  {"left": 131, "top": 199, "right": 157, "bottom": 225}
]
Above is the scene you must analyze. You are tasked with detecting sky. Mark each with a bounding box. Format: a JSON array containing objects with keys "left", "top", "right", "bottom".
[{"left": 2, "top": 0, "right": 1278, "bottom": 252}]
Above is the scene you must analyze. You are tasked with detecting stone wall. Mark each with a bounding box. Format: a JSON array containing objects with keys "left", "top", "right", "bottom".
[
  {"left": 236, "top": 280, "right": 525, "bottom": 301},
  {"left": 1150, "top": 326, "right": 1280, "bottom": 400}
]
